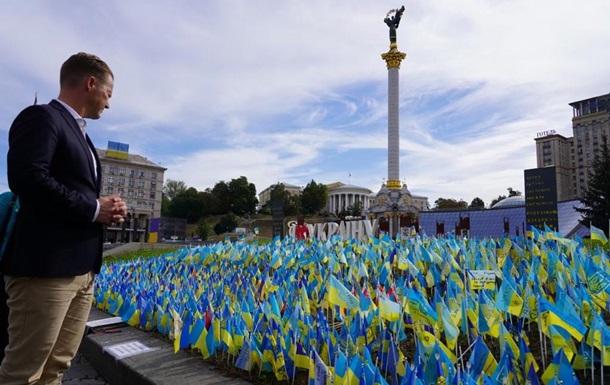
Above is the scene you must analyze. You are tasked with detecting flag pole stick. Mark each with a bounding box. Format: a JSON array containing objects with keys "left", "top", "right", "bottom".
[
  {"left": 326, "top": 303, "right": 330, "bottom": 365},
  {"left": 390, "top": 334, "right": 398, "bottom": 385},
  {"left": 412, "top": 322, "right": 420, "bottom": 374},
  {"left": 527, "top": 284, "right": 532, "bottom": 333},
  {"left": 591, "top": 219, "right": 594, "bottom": 249},
  {"left": 380, "top": 312, "right": 389, "bottom": 377},
  {"left": 343, "top": 338, "right": 349, "bottom": 385},
  {"left": 591, "top": 332, "right": 595, "bottom": 385},
  {"left": 308, "top": 350, "right": 314, "bottom": 384},
  {"left": 536, "top": 294, "right": 546, "bottom": 369},
  {"left": 599, "top": 322, "right": 606, "bottom": 384},
  {"left": 464, "top": 268, "right": 471, "bottom": 346},
  {"left": 456, "top": 337, "right": 477, "bottom": 364},
  {"left": 246, "top": 335, "right": 253, "bottom": 381},
  {"left": 397, "top": 293, "right": 406, "bottom": 359},
  {"left": 232, "top": 330, "right": 241, "bottom": 367},
  {"left": 291, "top": 334, "right": 297, "bottom": 385},
  {"left": 258, "top": 345, "right": 264, "bottom": 378}
]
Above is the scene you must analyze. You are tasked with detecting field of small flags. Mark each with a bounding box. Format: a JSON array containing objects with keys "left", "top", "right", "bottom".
[{"left": 93, "top": 226, "right": 610, "bottom": 385}]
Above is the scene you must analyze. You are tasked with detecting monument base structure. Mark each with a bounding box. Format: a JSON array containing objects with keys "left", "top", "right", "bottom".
[{"left": 367, "top": 183, "right": 420, "bottom": 238}]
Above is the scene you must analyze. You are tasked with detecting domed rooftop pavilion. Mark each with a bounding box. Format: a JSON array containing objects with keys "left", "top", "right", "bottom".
[{"left": 491, "top": 195, "right": 526, "bottom": 208}]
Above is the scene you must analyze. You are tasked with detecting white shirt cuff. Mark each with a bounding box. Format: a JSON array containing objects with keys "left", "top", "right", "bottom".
[{"left": 92, "top": 200, "right": 100, "bottom": 222}]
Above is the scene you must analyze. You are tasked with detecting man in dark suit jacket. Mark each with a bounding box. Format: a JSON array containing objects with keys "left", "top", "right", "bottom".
[
  {"left": 0, "top": 53, "right": 127, "bottom": 384},
  {"left": 0, "top": 282, "right": 6, "bottom": 364}
]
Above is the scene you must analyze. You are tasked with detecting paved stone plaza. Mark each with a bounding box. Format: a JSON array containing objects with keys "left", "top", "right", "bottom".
[{"left": 64, "top": 353, "right": 109, "bottom": 385}]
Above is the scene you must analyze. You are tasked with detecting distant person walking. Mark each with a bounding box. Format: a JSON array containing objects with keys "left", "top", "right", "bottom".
[
  {"left": 0, "top": 52, "right": 127, "bottom": 385},
  {"left": 295, "top": 216, "right": 309, "bottom": 240}
]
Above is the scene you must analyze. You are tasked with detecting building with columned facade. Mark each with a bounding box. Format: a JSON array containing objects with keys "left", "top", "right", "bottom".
[
  {"left": 326, "top": 183, "right": 373, "bottom": 215},
  {"left": 257, "top": 181, "right": 428, "bottom": 216}
]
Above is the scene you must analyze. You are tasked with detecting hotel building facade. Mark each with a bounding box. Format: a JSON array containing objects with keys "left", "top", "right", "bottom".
[{"left": 534, "top": 92, "right": 610, "bottom": 200}]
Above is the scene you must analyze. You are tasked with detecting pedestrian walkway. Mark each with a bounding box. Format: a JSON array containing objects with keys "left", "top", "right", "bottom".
[
  {"left": 64, "top": 353, "right": 109, "bottom": 385},
  {"left": 77, "top": 307, "right": 251, "bottom": 385}
]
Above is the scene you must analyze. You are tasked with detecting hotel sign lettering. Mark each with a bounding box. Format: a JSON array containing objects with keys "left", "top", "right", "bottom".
[{"left": 536, "top": 129, "right": 556, "bottom": 138}]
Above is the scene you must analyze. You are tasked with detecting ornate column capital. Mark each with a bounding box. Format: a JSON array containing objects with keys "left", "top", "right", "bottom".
[
  {"left": 381, "top": 44, "right": 406, "bottom": 69},
  {"left": 386, "top": 180, "right": 402, "bottom": 189}
]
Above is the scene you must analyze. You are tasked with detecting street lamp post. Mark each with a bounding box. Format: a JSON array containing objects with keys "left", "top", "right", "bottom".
[{"left": 130, "top": 207, "right": 137, "bottom": 242}]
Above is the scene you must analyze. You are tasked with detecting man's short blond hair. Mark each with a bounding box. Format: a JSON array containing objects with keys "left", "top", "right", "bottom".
[{"left": 60, "top": 52, "right": 113, "bottom": 89}]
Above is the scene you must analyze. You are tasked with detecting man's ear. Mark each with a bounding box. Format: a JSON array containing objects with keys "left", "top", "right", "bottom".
[{"left": 85, "top": 76, "right": 97, "bottom": 91}]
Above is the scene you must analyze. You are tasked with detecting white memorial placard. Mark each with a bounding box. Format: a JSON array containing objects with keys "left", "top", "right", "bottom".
[
  {"left": 467, "top": 269, "right": 496, "bottom": 290},
  {"left": 103, "top": 341, "right": 159, "bottom": 359},
  {"left": 86, "top": 316, "right": 124, "bottom": 329}
]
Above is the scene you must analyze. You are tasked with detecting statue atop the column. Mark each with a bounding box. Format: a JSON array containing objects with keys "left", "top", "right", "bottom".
[{"left": 384, "top": 6, "right": 405, "bottom": 44}]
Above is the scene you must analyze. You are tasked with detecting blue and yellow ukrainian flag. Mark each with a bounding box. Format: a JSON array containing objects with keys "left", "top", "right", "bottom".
[{"left": 591, "top": 224, "right": 609, "bottom": 244}]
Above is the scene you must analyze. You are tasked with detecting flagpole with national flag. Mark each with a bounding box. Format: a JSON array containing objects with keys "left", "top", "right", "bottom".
[{"left": 590, "top": 221, "right": 609, "bottom": 245}]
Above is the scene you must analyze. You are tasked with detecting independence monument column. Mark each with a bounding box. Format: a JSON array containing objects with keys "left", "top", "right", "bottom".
[
  {"left": 381, "top": 6, "right": 406, "bottom": 190},
  {"left": 367, "top": 6, "right": 419, "bottom": 238}
]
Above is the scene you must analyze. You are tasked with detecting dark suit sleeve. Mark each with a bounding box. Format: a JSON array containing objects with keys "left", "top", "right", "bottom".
[{"left": 7, "top": 106, "right": 97, "bottom": 223}]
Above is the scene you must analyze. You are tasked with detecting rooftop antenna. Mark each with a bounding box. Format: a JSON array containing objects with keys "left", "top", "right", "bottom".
[{"left": 33, "top": 92, "right": 38, "bottom": 105}]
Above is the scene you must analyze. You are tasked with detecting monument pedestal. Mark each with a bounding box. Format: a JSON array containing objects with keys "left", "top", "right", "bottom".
[{"left": 368, "top": 183, "right": 419, "bottom": 237}]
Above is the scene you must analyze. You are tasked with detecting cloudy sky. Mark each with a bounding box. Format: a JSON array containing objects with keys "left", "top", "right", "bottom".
[{"left": 0, "top": 1, "right": 609, "bottom": 207}]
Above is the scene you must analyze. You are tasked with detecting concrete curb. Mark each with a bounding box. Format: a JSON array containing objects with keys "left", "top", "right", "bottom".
[{"left": 83, "top": 308, "right": 251, "bottom": 385}]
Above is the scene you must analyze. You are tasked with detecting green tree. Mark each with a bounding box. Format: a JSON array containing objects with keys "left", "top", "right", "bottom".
[
  {"left": 214, "top": 213, "right": 238, "bottom": 234},
  {"left": 160, "top": 195, "right": 171, "bottom": 217},
  {"left": 168, "top": 187, "right": 204, "bottom": 223},
  {"left": 284, "top": 194, "right": 301, "bottom": 216},
  {"left": 211, "top": 181, "right": 231, "bottom": 214},
  {"left": 576, "top": 137, "right": 610, "bottom": 233},
  {"left": 163, "top": 179, "right": 187, "bottom": 201},
  {"left": 228, "top": 176, "right": 258, "bottom": 215},
  {"left": 434, "top": 198, "right": 467, "bottom": 210},
  {"left": 301, "top": 180, "right": 328, "bottom": 215},
  {"left": 490, "top": 195, "right": 506, "bottom": 208},
  {"left": 347, "top": 201, "right": 364, "bottom": 217},
  {"left": 269, "top": 183, "right": 286, "bottom": 202},
  {"left": 490, "top": 187, "right": 522, "bottom": 207},
  {"left": 198, "top": 189, "right": 215, "bottom": 217},
  {"left": 267, "top": 183, "right": 300, "bottom": 216},
  {"left": 197, "top": 218, "right": 211, "bottom": 241},
  {"left": 469, "top": 197, "right": 485, "bottom": 209}
]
